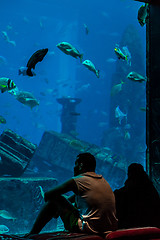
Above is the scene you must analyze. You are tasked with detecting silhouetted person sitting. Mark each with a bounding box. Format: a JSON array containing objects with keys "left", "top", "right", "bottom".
[
  {"left": 25, "top": 153, "right": 118, "bottom": 237},
  {"left": 114, "top": 163, "right": 160, "bottom": 229}
]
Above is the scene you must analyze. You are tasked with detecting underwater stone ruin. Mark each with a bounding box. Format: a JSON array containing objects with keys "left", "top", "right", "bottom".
[
  {"left": 0, "top": 177, "right": 57, "bottom": 234},
  {"left": 0, "top": 128, "right": 128, "bottom": 234},
  {"left": 30, "top": 130, "right": 127, "bottom": 189},
  {"left": 0, "top": 129, "right": 37, "bottom": 177}
]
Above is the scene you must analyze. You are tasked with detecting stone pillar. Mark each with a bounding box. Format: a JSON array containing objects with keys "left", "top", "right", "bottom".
[{"left": 57, "top": 97, "right": 81, "bottom": 136}]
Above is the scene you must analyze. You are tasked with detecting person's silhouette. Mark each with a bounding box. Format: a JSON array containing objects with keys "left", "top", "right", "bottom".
[{"left": 114, "top": 163, "right": 160, "bottom": 229}]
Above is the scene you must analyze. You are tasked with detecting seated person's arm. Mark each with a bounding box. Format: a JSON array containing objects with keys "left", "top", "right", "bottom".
[{"left": 44, "top": 179, "right": 78, "bottom": 202}]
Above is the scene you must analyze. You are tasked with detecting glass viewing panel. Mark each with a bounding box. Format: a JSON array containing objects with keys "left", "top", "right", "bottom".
[{"left": 0, "top": 0, "right": 146, "bottom": 234}]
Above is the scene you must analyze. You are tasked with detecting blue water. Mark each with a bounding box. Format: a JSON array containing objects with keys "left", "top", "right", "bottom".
[
  {"left": 0, "top": 0, "right": 145, "bottom": 153},
  {"left": 0, "top": 0, "right": 148, "bottom": 234}
]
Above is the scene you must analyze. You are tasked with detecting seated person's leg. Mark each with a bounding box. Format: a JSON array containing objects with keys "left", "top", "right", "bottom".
[
  {"left": 28, "top": 195, "right": 80, "bottom": 235},
  {"left": 56, "top": 195, "right": 81, "bottom": 232},
  {"left": 27, "top": 200, "right": 59, "bottom": 235}
]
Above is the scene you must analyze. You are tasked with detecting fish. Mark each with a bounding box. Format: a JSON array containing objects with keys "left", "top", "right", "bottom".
[
  {"left": 0, "top": 116, "right": 6, "bottom": 124},
  {"left": 106, "top": 58, "right": 117, "bottom": 63},
  {"left": 124, "top": 130, "right": 131, "bottom": 140},
  {"left": 8, "top": 86, "right": 19, "bottom": 96},
  {"left": 15, "top": 91, "right": 39, "bottom": 109},
  {"left": 0, "top": 210, "right": 16, "bottom": 220},
  {"left": 18, "top": 66, "right": 36, "bottom": 76},
  {"left": 115, "top": 106, "right": 127, "bottom": 124},
  {"left": 138, "top": 3, "right": 149, "bottom": 27},
  {"left": 114, "top": 45, "right": 131, "bottom": 65},
  {"left": 0, "top": 77, "right": 16, "bottom": 93},
  {"left": 111, "top": 81, "right": 124, "bottom": 96},
  {"left": 56, "top": 42, "right": 83, "bottom": 62},
  {"left": 2, "top": 31, "right": 9, "bottom": 42},
  {"left": 6, "top": 24, "right": 13, "bottom": 30},
  {"left": 114, "top": 45, "right": 127, "bottom": 61},
  {"left": 0, "top": 225, "right": 9, "bottom": 234},
  {"left": 47, "top": 50, "right": 55, "bottom": 56},
  {"left": 26, "top": 48, "right": 48, "bottom": 76},
  {"left": 2, "top": 31, "right": 16, "bottom": 46},
  {"left": 69, "top": 140, "right": 86, "bottom": 150},
  {"left": 8, "top": 40, "right": 16, "bottom": 47},
  {"left": 77, "top": 83, "right": 90, "bottom": 92},
  {"left": 122, "top": 46, "right": 131, "bottom": 66},
  {"left": 39, "top": 186, "right": 44, "bottom": 198},
  {"left": 127, "top": 71, "right": 146, "bottom": 82},
  {"left": 70, "top": 112, "right": 80, "bottom": 116},
  {"left": 140, "top": 107, "right": 146, "bottom": 112},
  {"left": 84, "top": 24, "right": 89, "bottom": 35},
  {"left": 0, "top": 56, "right": 7, "bottom": 65},
  {"left": 82, "top": 60, "right": 100, "bottom": 78}
]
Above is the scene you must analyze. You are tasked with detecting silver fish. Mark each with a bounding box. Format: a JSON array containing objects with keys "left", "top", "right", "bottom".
[
  {"left": 0, "top": 56, "right": 7, "bottom": 65},
  {"left": 39, "top": 186, "right": 44, "bottom": 198},
  {"left": 138, "top": 3, "right": 149, "bottom": 27},
  {"left": 124, "top": 130, "right": 131, "bottom": 140},
  {"left": 115, "top": 106, "right": 127, "bottom": 124},
  {"left": 15, "top": 91, "right": 39, "bottom": 109},
  {"left": 127, "top": 71, "right": 146, "bottom": 82},
  {"left": 57, "top": 42, "right": 83, "bottom": 62},
  {"left": 82, "top": 60, "right": 100, "bottom": 78},
  {"left": 0, "top": 225, "right": 9, "bottom": 234},
  {"left": 84, "top": 24, "right": 89, "bottom": 35},
  {"left": 0, "top": 210, "right": 16, "bottom": 220},
  {"left": 2, "top": 31, "right": 16, "bottom": 46},
  {"left": 111, "top": 81, "right": 124, "bottom": 96}
]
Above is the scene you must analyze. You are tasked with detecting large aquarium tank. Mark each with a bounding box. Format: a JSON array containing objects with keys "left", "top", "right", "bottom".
[{"left": 0, "top": 0, "right": 146, "bottom": 235}]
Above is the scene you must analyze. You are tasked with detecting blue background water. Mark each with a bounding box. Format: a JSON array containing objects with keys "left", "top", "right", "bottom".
[
  {"left": 0, "top": 0, "right": 145, "bottom": 157},
  {"left": 0, "top": 0, "right": 147, "bottom": 234}
]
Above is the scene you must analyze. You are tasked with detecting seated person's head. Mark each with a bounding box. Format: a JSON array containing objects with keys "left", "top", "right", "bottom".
[
  {"left": 74, "top": 153, "right": 96, "bottom": 176},
  {"left": 128, "top": 163, "right": 144, "bottom": 178},
  {"left": 126, "top": 163, "right": 153, "bottom": 187}
]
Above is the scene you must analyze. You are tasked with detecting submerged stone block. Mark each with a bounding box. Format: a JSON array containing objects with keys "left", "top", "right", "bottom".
[
  {"left": 31, "top": 131, "right": 126, "bottom": 189},
  {"left": 0, "top": 177, "right": 57, "bottom": 234},
  {"left": 0, "top": 129, "right": 37, "bottom": 177}
]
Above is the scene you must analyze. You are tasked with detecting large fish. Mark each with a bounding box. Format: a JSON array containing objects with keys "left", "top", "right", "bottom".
[
  {"left": 138, "top": 3, "right": 149, "bottom": 27},
  {"left": 111, "top": 81, "right": 124, "bottom": 96},
  {"left": 15, "top": 91, "right": 39, "bottom": 109},
  {"left": 82, "top": 60, "right": 100, "bottom": 78},
  {"left": 0, "top": 77, "right": 16, "bottom": 93},
  {"left": 0, "top": 225, "right": 9, "bottom": 234},
  {"left": 0, "top": 210, "right": 16, "bottom": 220},
  {"left": 56, "top": 42, "right": 83, "bottom": 62},
  {"left": 26, "top": 48, "right": 48, "bottom": 76},
  {"left": 127, "top": 72, "right": 146, "bottom": 82}
]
